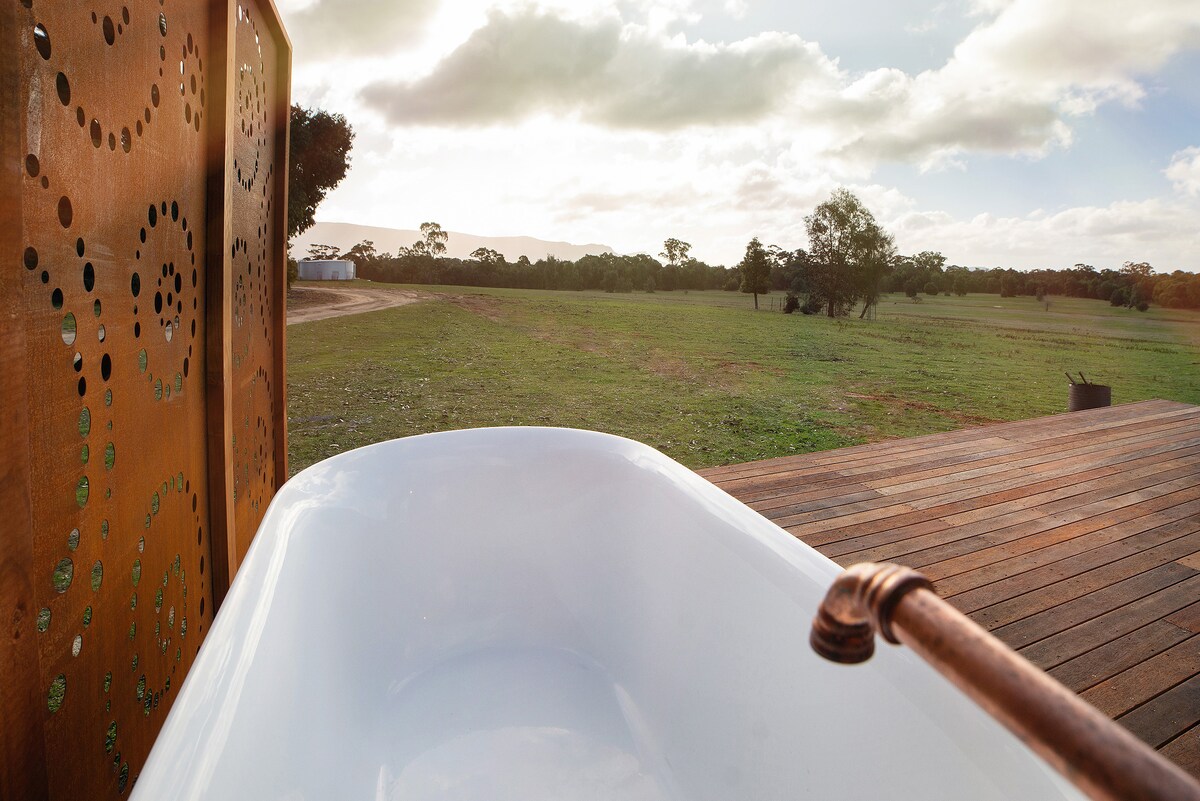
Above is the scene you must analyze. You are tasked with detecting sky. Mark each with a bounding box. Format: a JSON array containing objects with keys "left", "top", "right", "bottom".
[{"left": 277, "top": 0, "right": 1200, "bottom": 271}]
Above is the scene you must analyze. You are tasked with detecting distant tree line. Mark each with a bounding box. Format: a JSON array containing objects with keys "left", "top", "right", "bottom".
[
  {"left": 280, "top": 105, "right": 1199, "bottom": 313},
  {"left": 297, "top": 184, "right": 1200, "bottom": 314},
  {"left": 880, "top": 258, "right": 1200, "bottom": 311},
  {"left": 311, "top": 227, "right": 738, "bottom": 293}
]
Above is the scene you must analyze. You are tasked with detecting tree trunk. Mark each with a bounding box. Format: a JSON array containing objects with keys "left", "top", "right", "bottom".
[{"left": 754, "top": 293, "right": 759, "bottom": 310}]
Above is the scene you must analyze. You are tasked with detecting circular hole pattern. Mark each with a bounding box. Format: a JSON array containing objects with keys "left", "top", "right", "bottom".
[
  {"left": 56, "top": 72, "right": 70, "bottom": 105},
  {"left": 37, "top": 607, "right": 51, "bottom": 632},
  {"left": 47, "top": 674, "right": 65, "bottom": 712},
  {"left": 91, "top": 560, "right": 103, "bottom": 591},
  {"left": 61, "top": 313, "right": 76, "bottom": 345},
  {"left": 52, "top": 557, "right": 73, "bottom": 593},
  {"left": 34, "top": 23, "right": 51, "bottom": 60},
  {"left": 57, "top": 196, "right": 72, "bottom": 227}
]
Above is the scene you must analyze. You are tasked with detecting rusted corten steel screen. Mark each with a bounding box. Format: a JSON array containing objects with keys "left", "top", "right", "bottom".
[{"left": 1, "top": 3, "right": 290, "bottom": 800}]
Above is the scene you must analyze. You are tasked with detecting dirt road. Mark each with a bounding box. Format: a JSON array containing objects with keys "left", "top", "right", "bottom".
[{"left": 286, "top": 285, "right": 430, "bottom": 325}]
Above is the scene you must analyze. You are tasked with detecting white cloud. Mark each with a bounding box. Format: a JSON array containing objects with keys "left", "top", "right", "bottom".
[
  {"left": 890, "top": 196, "right": 1200, "bottom": 269},
  {"left": 359, "top": 10, "right": 838, "bottom": 129},
  {"left": 284, "top": 0, "right": 439, "bottom": 57},
  {"left": 349, "top": 0, "right": 1200, "bottom": 173},
  {"left": 723, "top": 0, "right": 749, "bottom": 20},
  {"left": 807, "top": 0, "right": 1200, "bottom": 168},
  {"left": 1167, "top": 147, "right": 1200, "bottom": 197}
]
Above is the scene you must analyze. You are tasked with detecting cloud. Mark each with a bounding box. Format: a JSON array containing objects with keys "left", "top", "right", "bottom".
[
  {"left": 355, "top": 0, "right": 1200, "bottom": 172},
  {"left": 891, "top": 196, "right": 1200, "bottom": 269},
  {"left": 1167, "top": 147, "right": 1200, "bottom": 197},
  {"left": 806, "top": 0, "right": 1200, "bottom": 168},
  {"left": 359, "top": 9, "right": 838, "bottom": 129},
  {"left": 285, "top": 0, "right": 439, "bottom": 57}
]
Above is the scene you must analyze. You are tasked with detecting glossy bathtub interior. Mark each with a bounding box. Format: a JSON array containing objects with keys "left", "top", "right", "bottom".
[{"left": 134, "top": 428, "right": 1085, "bottom": 800}]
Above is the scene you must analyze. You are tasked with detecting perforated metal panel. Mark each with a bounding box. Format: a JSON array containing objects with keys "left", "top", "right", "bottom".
[
  {"left": 2, "top": 3, "right": 289, "bottom": 799},
  {"left": 228, "top": 0, "right": 285, "bottom": 567}
]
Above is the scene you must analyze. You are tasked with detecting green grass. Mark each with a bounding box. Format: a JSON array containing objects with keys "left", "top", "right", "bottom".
[{"left": 286, "top": 286, "right": 1200, "bottom": 475}]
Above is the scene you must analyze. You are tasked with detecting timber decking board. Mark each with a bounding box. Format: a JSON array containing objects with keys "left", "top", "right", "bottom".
[{"left": 699, "top": 399, "right": 1200, "bottom": 776}]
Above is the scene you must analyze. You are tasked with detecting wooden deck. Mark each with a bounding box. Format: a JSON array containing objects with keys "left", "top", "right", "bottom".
[{"left": 699, "top": 399, "right": 1200, "bottom": 776}]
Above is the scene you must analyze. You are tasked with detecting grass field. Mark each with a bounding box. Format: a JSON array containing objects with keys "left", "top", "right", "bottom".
[{"left": 286, "top": 283, "right": 1200, "bottom": 475}]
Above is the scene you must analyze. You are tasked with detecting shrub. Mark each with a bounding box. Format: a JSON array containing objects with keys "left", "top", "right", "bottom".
[
  {"left": 924, "top": 282, "right": 938, "bottom": 296},
  {"left": 1136, "top": 301, "right": 1150, "bottom": 312},
  {"left": 800, "top": 295, "right": 822, "bottom": 314},
  {"left": 783, "top": 294, "right": 799, "bottom": 314}
]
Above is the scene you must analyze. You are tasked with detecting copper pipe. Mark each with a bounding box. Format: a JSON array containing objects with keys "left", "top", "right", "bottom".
[{"left": 811, "top": 562, "right": 1200, "bottom": 801}]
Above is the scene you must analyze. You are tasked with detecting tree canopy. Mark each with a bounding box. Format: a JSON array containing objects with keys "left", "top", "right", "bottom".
[
  {"left": 660, "top": 238, "right": 691, "bottom": 268},
  {"left": 738, "top": 237, "right": 772, "bottom": 309},
  {"left": 287, "top": 105, "right": 354, "bottom": 239},
  {"left": 802, "top": 188, "right": 895, "bottom": 317}
]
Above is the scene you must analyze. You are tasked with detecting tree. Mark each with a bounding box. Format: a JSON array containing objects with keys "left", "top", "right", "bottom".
[
  {"left": 306, "top": 243, "right": 340, "bottom": 259},
  {"left": 420, "top": 222, "right": 448, "bottom": 257},
  {"left": 912, "top": 251, "right": 946, "bottom": 273},
  {"left": 660, "top": 238, "right": 691, "bottom": 268},
  {"left": 803, "top": 188, "right": 895, "bottom": 318},
  {"left": 738, "top": 237, "right": 771, "bottom": 309},
  {"left": 924, "top": 281, "right": 938, "bottom": 296},
  {"left": 287, "top": 105, "right": 354, "bottom": 239},
  {"left": 343, "top": 240, "right": 377, "bottom": 263},
  {"left": 470, "top": 247, "right": 504, "bottom": 266}
]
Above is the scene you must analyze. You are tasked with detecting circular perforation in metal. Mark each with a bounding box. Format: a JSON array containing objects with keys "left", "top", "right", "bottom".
[
  {"left": 32, "top": 7, "right": 205, "bottom": 158},
  {"left": 232, "top": 4, "right": 268, "bottom": 193},
  {"left": 103, "top": 473, "right": 207, "bottom": 789},
  {"left": 132, "top": 200, "right": 198, "bottom": 403}
]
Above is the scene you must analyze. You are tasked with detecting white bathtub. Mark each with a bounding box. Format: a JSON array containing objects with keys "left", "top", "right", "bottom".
[{"left": 134, "top": 428, "right": 1085, "bottom": 800}]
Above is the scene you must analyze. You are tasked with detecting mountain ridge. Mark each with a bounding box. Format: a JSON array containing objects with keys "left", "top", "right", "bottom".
[{"left": 292, "top": 221, "right": 614, "bottom": 263}]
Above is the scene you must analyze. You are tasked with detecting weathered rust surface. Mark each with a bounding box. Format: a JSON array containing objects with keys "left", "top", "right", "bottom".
[
  {"left": 812, "top": 562, "right": 1200, "bottom": 801},
  {"left": 4, "top": 2, "right": 289, "bottom": 797}
]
